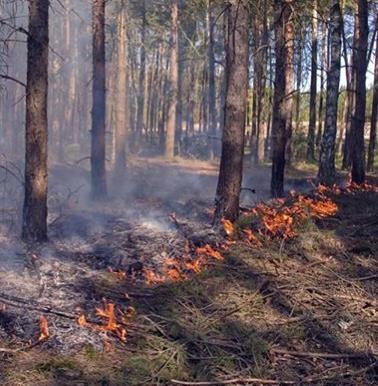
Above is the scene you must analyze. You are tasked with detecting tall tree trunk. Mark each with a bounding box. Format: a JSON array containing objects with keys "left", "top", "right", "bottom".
[
  {"left": 165, "top": 0, "right": 179, "bottom": 159},
  {"left": 266, "top": 41, "right": 274, "bottom": 160},
  {"left": 295, "top": 26, "right": 303, "bottom": 133},
  {"left": 367, "top": 29, "right": 378, "bottom": 171},
  {"left": 22, "top": 0, "right": 49, "bottom": 241},
  {"left": 208, "top": 0, "right": 217, "bottom": 159},
  {"left": 351, "top": 0, "right": 368, "bottom": 183},
  {"left": 307, "top": 1, "right": 317, "bottom": 161},
  {"left": 254, "top": 7, "right": 268, "bottom": 165},
  {"left": 135, "top": 0, "right": 146, "bottom": 152},
  {"left": 214, "top": 0, "right": 249, "bottom": 223},
  {"left": 316, "top": 20, "right": 326, "bottom": 150},
  {"left": 318, "top": 0, "right": 342, "bottom": 186},
  {"left": 91, "top": 0, "right": 107, "bottom": 199},
  {"left": 270, "top": 0, "right": 294, "bottom": 198},
  {"left": 342, "top": 12, "right": 358, "bottom": 169},
  {"left": 114, "top": 2, "right": 128, "bottom": 178}
]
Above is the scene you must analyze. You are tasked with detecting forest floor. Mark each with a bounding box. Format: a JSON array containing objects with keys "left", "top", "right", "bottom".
[{"left": 0, "top": 158, "right": 377, "bottom": 385}]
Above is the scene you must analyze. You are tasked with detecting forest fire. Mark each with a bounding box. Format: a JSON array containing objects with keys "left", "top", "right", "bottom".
[
  {"left": 226, "top": 192, "right": 340, "bottom": 242},
  {"left": 141, "top": 244, "right": 224, "bottom": 286},
  {"left": 258, "top": 194, "right": 337, "bottom": 238},
  {"left": 347, "top": 182, "right": 378, "bottom": 193},
  {"left": 38, "top": 315, "right": 49, "bottom": 342},
  {"left": 77, "top": 301, "right": 128, "bottom": 343},
  {"left": 196, "top": 244, "right": 224, "bottom": 261}
]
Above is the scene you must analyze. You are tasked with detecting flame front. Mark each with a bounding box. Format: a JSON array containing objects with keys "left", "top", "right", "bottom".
[{"left": 38, "top": 315, "right": 49, "bottom": 342}]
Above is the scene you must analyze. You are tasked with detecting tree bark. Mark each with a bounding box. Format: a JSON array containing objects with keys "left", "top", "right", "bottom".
[
  {"left": 270, "top": 0, "right": 294, "bottom": 198},
  {"left": 135, "top": 0, "right": 146, "bottom": 152},
  {"left": 253, "top": 6, "right": 268, "bottom": 165},
  {"left": 367, "top": 28, "right": 378, "bottom": 171},
  {"left": 295, "top": 26, "right": 303, "bottom": 134},
  {"left": 342, "top": 12, "right": 358, "bottom": 170},
  {"left": 208, "top": 0, "right": 217, "bottom": 159},
  {"left": 22, "top": 0, "right": 49, "bottom": 241},
  {"left": 114, "top": 2, "right": 128, "bottom": 178},
  {"left": 165, "top": 0, "right": 179, "bottom": 159},
  {"left": 91, "top": 0, "right": 107, "bottom": 199},
  {"left": 307, "top": 1, "right": 317, "bottom": 161},
  {"left": 316, "top": 20, "right": 327, "bottom": 150},
  {"left": 318, "top": 0, "right": 342, "bottom": 186},
  {"left": 214, "top": 0, "right": 249, "bottom": 223},
  {"left": 350, "top": 0, "right": 368, "bottom": 184}
]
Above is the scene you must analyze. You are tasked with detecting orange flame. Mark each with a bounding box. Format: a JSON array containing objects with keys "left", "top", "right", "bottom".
[
  {"left": 96, "top": 301, "right": 127, "bottom": 342},
  {"left": 196, "top": 244, "right": 224, "bottom": 261},
  {"left": 38, "top": 315, "right": 49, "bottom": 342},
  {"left": 243, "top": 193, "right": 338, "bottom": 240},
  {"left": 78, "top": 314, "right": 87, "bottom": 327},
  {"left": 185, "top": 258, "right": 202, "bottom": 273},
  {"left": 347, "top": 182, "right": 378, "bottom": 193},
  {"left": 143, "top": 269, "right": 164, "bottom": 285},
  {"left": 222, "top": 219, "right": 235, "bottom": 237}
]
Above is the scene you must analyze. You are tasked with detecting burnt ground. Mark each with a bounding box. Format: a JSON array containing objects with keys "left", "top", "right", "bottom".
[{"left": 0, "top": 158, "right": 377, "bottom": 385}]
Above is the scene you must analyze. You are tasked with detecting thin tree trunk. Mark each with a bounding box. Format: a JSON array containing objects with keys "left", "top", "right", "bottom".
[
  {"left": 22, "top": 0, "right": 49, "bottom": 241},
  {"left": 214, "top": 0, "right": 249, "bottom": 223},
  {"left": 351, "top": 0, "right": 368, "bottom": 184},
  {"left": 135, "top": 0, "right": 146, "bottom": 152},
  {"left": 114, "top": 2, "right": 128, "bottom": 178},
  {"left": 367, "top": 29, "right": 378, "bottom": 171},
  {"left": 318, "top": 0, "right": 342, "bottom": 186},
  {"left": 208, "top": 0, "right": 217, "bottom": 159},
  {"left": 91, "top": 0, "right": 107, "bottom": 199},
  {"left": 266, "top": 41, "right": 274, "bottom": 160},
  {"left": 255, "top": 7, "right": 268, "bottom": 165},
  {"left": 316, "top": 20, "right": 326, "bottom": 150},
  {"left": 307, "top": 2, "right": 317, "bottom": 161},
  {"left": 270, "top": 0, "right": 294, "bottom": 198},
  {"left": 165, "top": 0, "right": 179, "bottom": 159},
  {"left": 295, "top": 26, "right": 303, "bottom": 134},
  {"left": 342, "top": 12, "right": 358, "bottom": 169}
]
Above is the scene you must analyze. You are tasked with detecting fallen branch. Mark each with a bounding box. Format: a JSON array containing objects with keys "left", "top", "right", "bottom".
[
  {"left": 171, "top": 378, "right": 295, "bottom": 385},
  {"left": 271, "top": 348, "right": 376, "bottom": 360},
  {"left": 302, "top": 361, "right": 377, "bottom": 383},
  {"left": 0, "top": 293, "right": 141, "bottom": 334},
  {"left": 0, "top": 293, "right": 78, "bottom": 320},
  {"left": 0, "top": 337, "right": 47, "bottom": 354}
]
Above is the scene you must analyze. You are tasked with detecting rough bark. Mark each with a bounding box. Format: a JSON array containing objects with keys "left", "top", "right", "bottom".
[
  {"left": 270, "top": 0, "right": 294, "bottom": 198},
  {"left": 253, "top": 5, "right": 268, "bottom": 165},
  {"left": 91, "top": 0, "right": 107, "bottom": 199},
  {"left": 342, "top": 12, "right": 358, "bottom": 169},
  {"left": 214, "top": 0, "right": 249, "bottom": 223},
  {"left": 316, "top": 20, "right": 326, "bottom": 149},
  {"left": 135, "top": 0, "right": 146, "bottom": 151},
  {"left": 165, "top": 0, "right": 179, "bottom": 159},
  {"left": 351, "top": 0, "right": 368, "bottom": 183},
  {"left": 307, "top": 2, "right": 317, "bottom": 161},
  {"left": 114, "top": 2, "right": 128, "bottom": 178},
  {"left": 318, "top": 0, "right": 342, "bottom": 186},
  {"left": 22, "top": 0, "right": 49, "bottom": 241},
  {"left": 208, "top": 0, "right": 217, "bottom": 158},
  {"left": 367, "top": 29, "right": 378, "bottom": 171},
  {"left": 295, "top": 26, "right": 303, "bottom": 133}
]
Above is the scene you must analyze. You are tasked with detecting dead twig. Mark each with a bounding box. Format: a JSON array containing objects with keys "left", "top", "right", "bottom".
[
  {"left": 171, "top": 378, "right": 295, "bottom": 385},
  {"left": 302, "top": 361, "right": 377, "bottom": 383},
  {"left": 271, "top": 348, "right": 376, "bottom": 360},
  {"left": 0, "top": 293, "right": 78, "bottom": 320}
]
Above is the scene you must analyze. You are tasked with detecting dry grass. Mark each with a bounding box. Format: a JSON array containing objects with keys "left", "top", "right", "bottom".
[{"left": 1, "top": 188, "right": 377, "bottom": 385}]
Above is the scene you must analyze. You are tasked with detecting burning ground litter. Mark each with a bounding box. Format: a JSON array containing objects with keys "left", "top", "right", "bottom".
[{"left": 0, "top": 170, "right": 377, "bottom": 384}]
